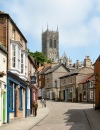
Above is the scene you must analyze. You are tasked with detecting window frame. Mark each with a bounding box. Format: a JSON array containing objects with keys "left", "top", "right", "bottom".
[
  {"left": 19, "top": 88, "right": 23, "bottom": 110},
  {"left": 21, "top": 53, "right": 24, "bottom": 74},
  {"left": 9, "top": 82, "right": 15, "bottom": 112},
  {"left": 54, "top": 40, "right": 56, "bottom": 48},
  {"left": 11, "top": 43, "right": 21, "bottom": 71},
  {"left": 50, "top": 39, "right": 52, "bottom": 48}
]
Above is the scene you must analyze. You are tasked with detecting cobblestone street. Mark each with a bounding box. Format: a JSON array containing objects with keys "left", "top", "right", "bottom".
[{"left": 31, "top": 101, "right": 93, "bottom": 130}]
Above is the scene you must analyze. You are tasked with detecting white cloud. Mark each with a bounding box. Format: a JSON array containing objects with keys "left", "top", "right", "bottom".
[{"left": 1, "top": 0, "right": 100, "bottom": 50}]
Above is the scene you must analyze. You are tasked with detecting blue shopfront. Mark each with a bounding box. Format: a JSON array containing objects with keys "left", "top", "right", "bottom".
[{"left": 7, "top": 71, "right": 28, "bottom": 123}]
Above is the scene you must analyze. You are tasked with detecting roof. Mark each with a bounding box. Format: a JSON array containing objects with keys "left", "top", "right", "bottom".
[
  {"left": 28, "top": 55, "right": 36, "bottom": 69},
  {"left": 59, "top": 67, "right": 94, "bottom": 79},
  {"left": 79, "top": 74, "right": 94, "bottom": 84},
  {"left": 38, "top": 66, "right": 44, "bottom": 72},
  {"left": 59, "top": 67, "right": 83, "bottom": 78},
  {"left": 0, "top": 11, "right": 27, "bottom": 43},
  {"left": 45, "top": 63, "right": 70, "bottom": 74},
  {"left": 39, "top": 66, "right": 51, "bottom": 74},
  {"left": 67, "top": 65, "right": 75, "bottom": 70},
  {"left": 87, "top": 75, "right": 95, "bottom": 82}
]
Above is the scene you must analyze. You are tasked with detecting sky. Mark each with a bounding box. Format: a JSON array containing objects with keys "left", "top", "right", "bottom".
[{"left": 0, "top": 0, "right": 100, "bottom": 64}]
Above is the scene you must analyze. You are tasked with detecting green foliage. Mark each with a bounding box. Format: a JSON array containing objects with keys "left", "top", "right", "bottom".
[
  {"left": 29, "top": 51, "right": 48, "bottom": 65},
  {"left": 47, "top": 59, "right": 52, "bottom": 63}
]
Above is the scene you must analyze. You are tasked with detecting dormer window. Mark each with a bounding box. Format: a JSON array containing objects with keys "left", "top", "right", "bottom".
[
  {"left": 12, "top": 29, "right": 15, "bottom": 40},
  {"left": 20, "top": 37, "right": 23, "bottom": 45}
]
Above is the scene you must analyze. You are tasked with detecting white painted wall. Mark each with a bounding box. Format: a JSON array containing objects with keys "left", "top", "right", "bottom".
[{"left": 0, "top": 49, "right": 7, "bottom": 125}]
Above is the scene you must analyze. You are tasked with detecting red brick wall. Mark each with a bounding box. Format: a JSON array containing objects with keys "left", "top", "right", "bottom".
[
  {"left": 94, "top": 59, "right": 100, "bottom": 109},
  {"left": 0, "top": 15, "right": 7, "bottom": 47}
]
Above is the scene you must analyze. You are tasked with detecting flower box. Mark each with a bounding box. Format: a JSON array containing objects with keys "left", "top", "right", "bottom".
[{"left": 0, "top": 71, "right": 6, "bottom": 77}]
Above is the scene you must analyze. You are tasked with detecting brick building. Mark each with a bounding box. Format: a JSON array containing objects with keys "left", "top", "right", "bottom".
[
  {"left": 94, "top": 56, "right": 100, "bottom": 109},
  {"left": 0, "top": 11, "right": 34, "bottom": 123}
]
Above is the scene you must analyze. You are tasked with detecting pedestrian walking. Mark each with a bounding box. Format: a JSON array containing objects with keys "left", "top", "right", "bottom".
[
  {"left": 44, "top": 99, "right": 46, "bottom": 107},
  {"left": 41, "top": 98, "right": 45, "bottom": 107},
  {"left": 32, "top": 100, "right": 38, "bottom": 117}
]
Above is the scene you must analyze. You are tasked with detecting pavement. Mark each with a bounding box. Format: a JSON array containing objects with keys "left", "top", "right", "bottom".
[
  {"left": 0, "top": 101, "right": 100, "bottom": 130},
  {"left": 0, "top": 100, "right": 50, "bottom": 130},
  {"left": 84, "top": 108, "right": 100, "bottom": 130}
]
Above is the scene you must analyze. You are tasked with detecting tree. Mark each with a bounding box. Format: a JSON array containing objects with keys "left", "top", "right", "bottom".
[{"left": 29, "top": 51, "right": 51, "bottom": 65}]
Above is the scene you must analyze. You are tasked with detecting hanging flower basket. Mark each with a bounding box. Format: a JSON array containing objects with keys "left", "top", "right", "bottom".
[{"left": 0, "top": 71, "right": 6, "bottom": 77}]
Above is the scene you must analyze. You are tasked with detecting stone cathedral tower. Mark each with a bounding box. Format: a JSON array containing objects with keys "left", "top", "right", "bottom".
[{"left": 42, "top": 26, "right": 59, "bottom": 62}]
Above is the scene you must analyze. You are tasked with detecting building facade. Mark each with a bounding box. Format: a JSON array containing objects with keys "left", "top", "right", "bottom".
[
  {"left": 60, "top": 67, "right": 94, "bottom": 102},
  {"left": 78, "top": 74, "right": 94, "bottom": 103},
  {"left": 44, "top": 63, "right": 70, "bottom": 100},
  {"left": 94, "top": 56, "right": 100, "bottom": 109},
  {"left": 27, "top": 55, "right": 37, "bottom": 116},
  {"left": 42, "top": 27, "right": 59, "bottom": 62},
  {"left": 0, "top": 11, "right": 30, "bottom": 123},
  {"left": 38, "top": 65, "right": 51, "bottom": 99},
  {"left": 0, "top": 45, "right": 7, "bottom": 126}
]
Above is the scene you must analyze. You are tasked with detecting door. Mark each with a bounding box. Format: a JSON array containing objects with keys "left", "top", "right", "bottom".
[
  {"left": 63, "top": 90, "right": 65, "bottom": 100},
  {"left": 80, "top": 93, "right": 82, "bottom": 102}
]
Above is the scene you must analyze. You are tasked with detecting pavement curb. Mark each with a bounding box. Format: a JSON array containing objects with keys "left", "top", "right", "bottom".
[
  {"left": 83, "top": 110, "right": 93, "bottom": 130},
  {"left": 29, "top": 108, "right": 50, "bottom": 130}
]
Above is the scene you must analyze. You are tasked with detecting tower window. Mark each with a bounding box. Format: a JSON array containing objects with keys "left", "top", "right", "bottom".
[
  {"left": 50, "top": 39, "right": 52, "bottom": 48},
  {"left": 54, "top": 40, "right": 56, "bottom": 48}
]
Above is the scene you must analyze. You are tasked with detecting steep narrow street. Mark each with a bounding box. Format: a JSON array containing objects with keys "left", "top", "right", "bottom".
[{"left": 31, "top": 101, "right": 93, "bottom": 130}]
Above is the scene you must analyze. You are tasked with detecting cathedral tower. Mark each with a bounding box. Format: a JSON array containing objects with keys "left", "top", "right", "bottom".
[{"left": 42, "top": 26, "right": 59, "bottom": 62}]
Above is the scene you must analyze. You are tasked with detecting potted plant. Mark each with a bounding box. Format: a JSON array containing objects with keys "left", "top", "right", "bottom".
[{"left": 0, "top": 71, "right": 6, "bottom": 77}]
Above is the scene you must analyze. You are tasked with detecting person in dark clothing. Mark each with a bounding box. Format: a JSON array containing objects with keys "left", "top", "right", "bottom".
[{"left": 32, "top": 101, "right": 38, "bottom": 117}]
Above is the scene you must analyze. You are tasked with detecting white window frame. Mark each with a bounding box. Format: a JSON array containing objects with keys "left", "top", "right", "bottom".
[
  {"left": 17, "top": 46, "right": 21, "bottom": 70},
  {"left": 12, "top": 29, "right": 15, "bottom": 40},
  {"left": 11, "top": 44, "right": 21, "bottom": 71},
  {"left": 21, "top": 52, "right": 28, "bottom": 76},
  {"left": 90, "top": 81, "right": 93, "bottom": 88},
  {"left": 12, "top": 44, "right": 16, "bottom": 68},
  {"left": 21, "top": 53, "right": 24, "bottom": 74},
  {"left": 25, "top": 55, "right": 28, "bottom": 76},
  {"left": 90, "top": 91, "right": 93, "bottom": 99}
]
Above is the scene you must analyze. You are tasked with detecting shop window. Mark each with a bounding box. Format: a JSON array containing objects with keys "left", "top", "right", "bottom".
[
  {"left": 19, "top": 88, "right": 23, "bottom": 110},
  {"left": 9, "top": 86, "right": 13, "bottom": 110}
]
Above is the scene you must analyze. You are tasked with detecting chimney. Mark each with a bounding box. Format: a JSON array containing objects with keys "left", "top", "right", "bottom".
[
  {"left": 84, "top": 56, "right": 91, "bottom": 67},
  {"left": 76, "top": 60, "right": 79, "bottom": 69}
]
